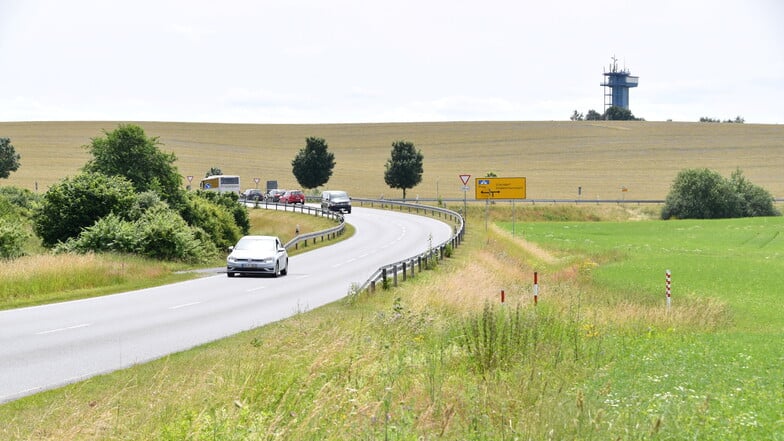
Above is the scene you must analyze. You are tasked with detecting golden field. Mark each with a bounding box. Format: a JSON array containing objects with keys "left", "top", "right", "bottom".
[{"left": 1, "top": 120, "right": 782, "bottom": 200}]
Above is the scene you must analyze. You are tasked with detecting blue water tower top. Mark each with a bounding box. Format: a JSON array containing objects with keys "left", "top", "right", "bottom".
[{"left": 601, "top": 57, "right": 638, "bottom": 110}]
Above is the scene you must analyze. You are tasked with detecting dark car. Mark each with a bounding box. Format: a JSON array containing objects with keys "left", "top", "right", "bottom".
[
  {"left": 241, "top": 188, "right": 264, "bottom": 202},
  {"left": 321, "top": 190, "right": 351, "bottom": 213},
  {"left": 226, "top": 235, "right": 288, "bottom": 277},
  {"left": 266, "top": 189, "right": 286, "bottom": 202},
  {"left": 279, "top": 190, "right": 305, "bottom": 204}
]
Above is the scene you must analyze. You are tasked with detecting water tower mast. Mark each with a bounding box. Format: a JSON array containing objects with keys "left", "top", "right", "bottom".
[{"left": 600, "top": 57, "right": 639, "bottom": 111}]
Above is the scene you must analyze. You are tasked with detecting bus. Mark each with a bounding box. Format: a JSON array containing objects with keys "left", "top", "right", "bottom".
[{"left": 199, "top": 175, "right": 241, "bottom": 194}]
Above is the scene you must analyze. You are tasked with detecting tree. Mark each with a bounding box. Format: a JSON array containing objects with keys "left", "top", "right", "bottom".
[
  {"left": 33, "top": 172, "right": 137, "bottom": 247},
  {"left": 585, "top": 109, "right": 602, "bottom": 121},
  {"left": 0, "top": 138, "right": 21, "bottom": 179},
  {"left": 661, "top": 168, "right": 779, "bottom": 220},
  {"left": 83, "top": 124, "right": 183, "bottom": 204},
  {"left": 570, "top": 110, "right": 584, "bottom": 121},
  {"left": 603, "top": 106, "right": 636, "bottom": 121},
  {"left": 205, "top": 167, "right": 222, "bottom": 177},
  {"left": 729, "top": 169, "right": 779, "bottom": 217},
  {"left": 291, "top": 137, "right": 335, "bottom": 189},
  {"left": 384, "top": 140, "right": 424, "bottom": 200}
]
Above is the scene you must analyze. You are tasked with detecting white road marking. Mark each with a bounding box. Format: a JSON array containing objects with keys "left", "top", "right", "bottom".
[
  {"left": 168, "top": 301, "right": 202, "bottom": 310},
  {"left": 246, "top": 286, "right": 267, "bottom": 292},
  {"left": 35, "top": 323, "right": 91, "bottom": 335}
]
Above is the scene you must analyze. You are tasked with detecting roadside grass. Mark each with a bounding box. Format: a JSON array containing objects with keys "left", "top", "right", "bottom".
[
  {"left": 0, "top": 208, "right": 346, "bottom": 310},
  {"left": 6, "top": 206, "right": 781, "bottom": 439}
]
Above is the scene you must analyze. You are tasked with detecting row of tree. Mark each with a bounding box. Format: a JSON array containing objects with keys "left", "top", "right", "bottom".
[
  {"left": 289, "top": 137, "right": 424, "bottom": 200},
  {"left": 570, "top": 106, "right": 642, "bottom": 121},
  {"left": 699, "top": 116, "right": 745, "bottom": 123}
]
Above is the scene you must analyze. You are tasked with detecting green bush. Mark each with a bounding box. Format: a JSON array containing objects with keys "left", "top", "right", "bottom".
[
  {"left": 57, "top": 207, "right": 217, "bottom": 263},
  {"left": 0, "top": 217, "right": 28, "bottom": 259},
  {"left": 0, "top": 186, "right": 40, "bottom": 214},
  {"left": 136, "top": 206, "right": 214, "bottom": 261},
  {"left": 178, "top": 192, "right": 243, "bottom": 251},
  {"left": 33, "top": 172, "right": 137, "bottom": 246},
  {"left": 192, "top": 191, "right": 250, "bottom": 235},
  {"left": 662, "top": 168, "right": 779, "bottom": 219}
]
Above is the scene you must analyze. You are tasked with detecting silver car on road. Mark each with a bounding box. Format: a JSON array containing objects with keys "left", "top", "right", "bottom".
[{"left": 226, "top": 236, "right": 289, "bottom": 277}]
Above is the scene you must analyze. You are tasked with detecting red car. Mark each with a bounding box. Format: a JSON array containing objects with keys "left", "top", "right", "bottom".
[{"left": 279, "top": 190, "right": 305, "bottom": 204}]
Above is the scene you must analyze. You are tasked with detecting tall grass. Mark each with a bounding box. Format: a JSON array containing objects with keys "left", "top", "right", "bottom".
[{"left": 0, "top": 253, "right": 191, "bottom": 310}]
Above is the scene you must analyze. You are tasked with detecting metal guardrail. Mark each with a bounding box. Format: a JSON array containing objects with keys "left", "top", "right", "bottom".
[
  {"left": 352, "top": 198, "right": 465, "bottom": 293},
  {"left": 242, "top": 200, "right": 346, "bottom": 250},
  {"left": 356, "top": 197, "right": 783, "bottom": 205}
]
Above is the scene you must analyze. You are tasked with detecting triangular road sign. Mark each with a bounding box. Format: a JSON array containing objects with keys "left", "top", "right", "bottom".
[{"left": 459, "top": 174, "right": 471, "bottom": 185}]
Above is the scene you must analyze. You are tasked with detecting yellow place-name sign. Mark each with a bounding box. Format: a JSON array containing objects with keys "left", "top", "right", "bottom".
[{"left": 475, "top": 177, "right": 527, "bottom": 200}]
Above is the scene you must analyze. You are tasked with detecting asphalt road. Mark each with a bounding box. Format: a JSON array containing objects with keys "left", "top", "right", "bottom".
[{"left": 0, "top": 206, "right": 454, "bottom": 404}]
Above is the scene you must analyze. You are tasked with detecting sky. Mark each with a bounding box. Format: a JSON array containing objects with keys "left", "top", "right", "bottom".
[{"left": 1, "top": 0, "right": 782, "bottom": 124}]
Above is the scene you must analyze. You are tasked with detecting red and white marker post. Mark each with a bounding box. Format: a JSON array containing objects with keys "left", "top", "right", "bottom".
[
  {"left": 533, "top": 272, "right": 539, "bottom": 305},
  {"left": 665, "top": 269, "right": 672, "bottom": 309}
]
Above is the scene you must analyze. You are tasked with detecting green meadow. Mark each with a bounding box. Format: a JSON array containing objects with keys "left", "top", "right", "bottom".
[{"left": 502, "top": 215, "right": 784, "bottom": 439}]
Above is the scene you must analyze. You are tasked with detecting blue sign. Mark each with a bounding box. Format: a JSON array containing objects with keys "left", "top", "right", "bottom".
[{"left": 478, "top": 179, "right": 490, "bottom": 185}]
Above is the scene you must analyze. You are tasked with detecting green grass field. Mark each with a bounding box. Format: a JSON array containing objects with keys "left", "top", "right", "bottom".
[
  {"left": 501, "top": 215, "right": 784, "bottom": 439},
  {"left": 2, "top": 121, "right": 782, "bottom": 201}
]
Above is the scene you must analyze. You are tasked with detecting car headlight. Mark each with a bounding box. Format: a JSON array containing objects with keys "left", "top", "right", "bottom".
[{"left": 227, "top": 256, "right": 237, "bottom": 263}]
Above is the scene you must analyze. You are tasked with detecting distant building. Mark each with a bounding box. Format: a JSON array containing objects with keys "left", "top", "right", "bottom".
[{"left": 601, "top": 57, "right": 638, "bottom": 111}]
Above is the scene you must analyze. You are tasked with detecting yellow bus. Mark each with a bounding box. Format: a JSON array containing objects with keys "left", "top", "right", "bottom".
[{"left": 199, "top": 175, "right": 241, "bottom": 194}]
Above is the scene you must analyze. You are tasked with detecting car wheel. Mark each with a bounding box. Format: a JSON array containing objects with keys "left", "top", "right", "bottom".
[
  {"left": 274, "top": 262, "right": 280, "bottom": 278},
  {"left": 227, "top": 271, "right": 235, "bottom": 278},
  {"left": 281, "top": 262, "right": 288, "bottom": 276}
]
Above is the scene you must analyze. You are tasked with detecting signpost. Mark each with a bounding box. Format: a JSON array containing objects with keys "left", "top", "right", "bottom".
[
  {"left": 459, "top": 174, "right": 471, "bottom": 218},
  {"left": 475, "top": 177, "right": 527, "bottom": 231},
  {"left": 475, "top": 177, "right": 526, "bottom": 200}
]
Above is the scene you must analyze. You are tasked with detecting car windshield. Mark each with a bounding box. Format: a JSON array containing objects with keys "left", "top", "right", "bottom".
[
  {"left": 332, "top": 191, "right": 348, "bottom": 198},
  {"left": 235, "top": 238, "right": 276, "bottom": 252}
]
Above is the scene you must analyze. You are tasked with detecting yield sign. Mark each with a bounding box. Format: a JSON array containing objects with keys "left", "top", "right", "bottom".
[{"left": 459, "top": 174, "right": 471, "bottom": 185}]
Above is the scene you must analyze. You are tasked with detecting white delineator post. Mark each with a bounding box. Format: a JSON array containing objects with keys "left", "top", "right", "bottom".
[
  {"left": 665, "top": 269, "right": 672, "bottom": 309},
  {"left": 533, "top": 272, "right": 539, "bottom": 306}
]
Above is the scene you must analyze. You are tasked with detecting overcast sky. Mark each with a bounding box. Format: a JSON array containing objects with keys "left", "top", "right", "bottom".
[{"left": 1, "top": 0, "right": 782, "bottom": 124}]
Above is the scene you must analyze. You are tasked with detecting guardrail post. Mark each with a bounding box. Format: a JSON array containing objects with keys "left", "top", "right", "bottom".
[
  {"left": 393, "top": 265, "right": 398, "bottom": 287},
  {"left": 382, "top": 267, "right": 388, "bottom": 288},
  {"left": 402, "top": 261, "right": 407, "bottom": 281},
  {"left": 370, "top": 280, "right": 376, "bottom": 293}
]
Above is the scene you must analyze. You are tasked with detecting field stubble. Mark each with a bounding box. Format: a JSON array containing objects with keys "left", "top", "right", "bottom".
[{"left": 2, "top": 120, "right": 782, "bottom": 201}]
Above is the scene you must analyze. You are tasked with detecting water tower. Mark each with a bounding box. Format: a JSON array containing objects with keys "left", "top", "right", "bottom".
[{"left": 601, "top": 57, "right": 638, "bottom": 111}]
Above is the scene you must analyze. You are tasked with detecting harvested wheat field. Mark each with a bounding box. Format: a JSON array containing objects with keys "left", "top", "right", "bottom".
[{"left": 2, "top": 120, "right": 782, "bottom": 200}]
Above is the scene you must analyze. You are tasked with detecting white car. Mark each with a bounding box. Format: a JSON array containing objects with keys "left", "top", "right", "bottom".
[{"left": 226, "top": 235, "right": 288, "bottom": 277}]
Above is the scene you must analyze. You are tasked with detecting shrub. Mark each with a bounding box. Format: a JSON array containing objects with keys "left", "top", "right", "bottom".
[
  {"left": 0, "top": 186, "right": 40, "bottom": 214},
  {"left": 136, "top": 206, "right": 213, "bottom": 261},
  {"left": 729, "top": 169, "right": 780, "bottom": 217},
  {"left": 178, "top": 192, "right": 243, "bottom": 251},
  {"left": 660, "top": 168, "right": 779, "bottom": 219},
  {"left": 33, "top": 172, "right": 137, "bottom": 246},
  {"left": 56, "top": 207, "right": 217, "bottom": 263},
  {"left": 0, "top": 217, "right": 28, "bottom": 259}
]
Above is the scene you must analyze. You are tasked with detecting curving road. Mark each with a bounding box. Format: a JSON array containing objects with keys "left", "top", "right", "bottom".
[{"left": 0, "top": 206, "right": 454, "bottom": 403}]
